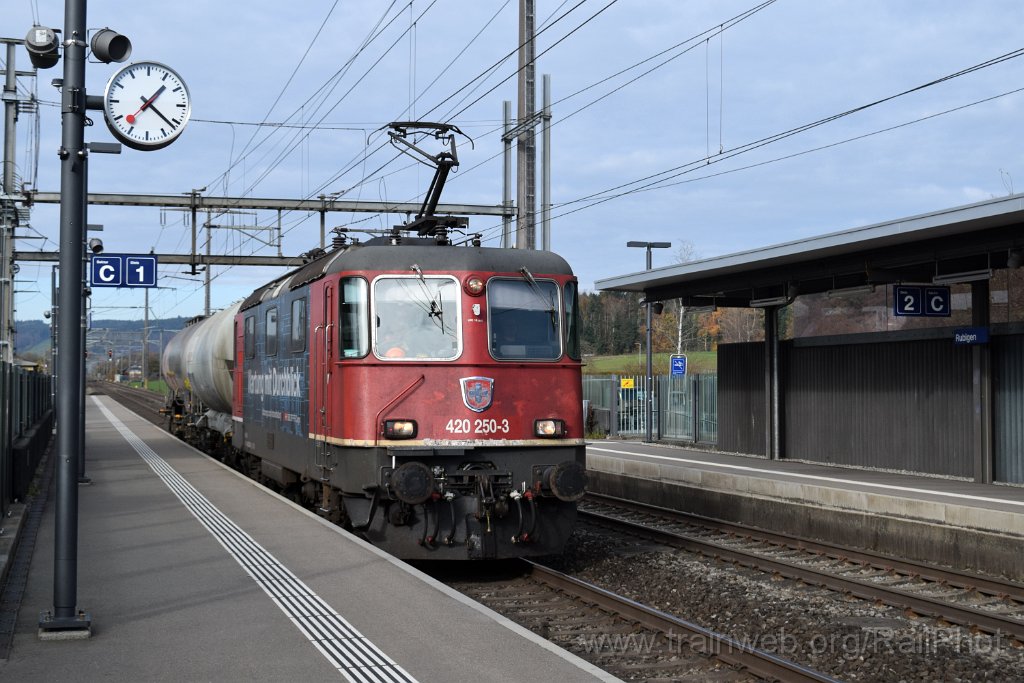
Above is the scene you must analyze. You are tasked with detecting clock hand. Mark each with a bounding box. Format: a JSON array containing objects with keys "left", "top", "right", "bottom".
[
  {"left": 125, "top": 85, "right": 167, "bottom": 124},
  {"left": 147, "top": 102, "right": 176, "bottom": 129}
]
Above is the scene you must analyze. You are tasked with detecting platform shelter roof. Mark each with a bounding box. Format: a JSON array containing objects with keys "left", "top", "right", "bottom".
[{"left": 596, "top": 194, "right": 1024, "bottom": 307}]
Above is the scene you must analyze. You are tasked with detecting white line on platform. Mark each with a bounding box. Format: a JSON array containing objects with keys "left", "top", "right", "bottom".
[
  {"left": 92, "top": 396, "right": 418, "bottom": 683},
  {"left": 588, "top": 446, "right": 1024, "bottom": 509}
]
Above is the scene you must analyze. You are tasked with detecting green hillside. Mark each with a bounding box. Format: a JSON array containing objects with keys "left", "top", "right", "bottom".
[{"left": 582, "top": 351, "right": 716, "bottom": 375}]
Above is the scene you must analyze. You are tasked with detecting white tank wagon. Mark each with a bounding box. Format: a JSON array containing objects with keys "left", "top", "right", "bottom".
[{"left": 161, "top": 301, "right": 240, "bottom": 427}]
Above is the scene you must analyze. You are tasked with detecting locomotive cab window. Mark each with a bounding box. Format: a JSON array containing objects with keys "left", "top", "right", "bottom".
[
  {"left": 291, "top": 298, "right": 306, "bottom": 352},
  {"left": 340, "top": 277, "right": 369, "bottom": 358},
  {"left": 564, "top": 281, "right": 582, "bottom": 361},
  {"left": 265, "top": 307, "right": 278, "bottom": 356},
  {"left": 373, "top": 276, "right": 460, "bottom": 360},
  {"left": 488, "top": 277, "right": 562, "bottom": 360},
  {"left": 244, "top": 315, "right": 255, "bottom": 359}
]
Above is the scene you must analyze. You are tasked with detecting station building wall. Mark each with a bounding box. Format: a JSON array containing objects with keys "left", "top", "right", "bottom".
[{"left": 718, "top": 331, "right": 1024, "bottom": 484}]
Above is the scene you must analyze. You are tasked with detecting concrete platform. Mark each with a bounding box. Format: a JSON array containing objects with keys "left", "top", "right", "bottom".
[
  {"left": 0, "top": 396, "right": 615, "bottom": 682},
  {"left": 586, "top": 441, "right": 1024, "bottom": 582}
]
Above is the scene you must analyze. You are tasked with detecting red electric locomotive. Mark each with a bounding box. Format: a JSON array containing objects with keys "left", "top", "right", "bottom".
[{"left": 162, "top": 123, "right": 587, "bottom": 559}]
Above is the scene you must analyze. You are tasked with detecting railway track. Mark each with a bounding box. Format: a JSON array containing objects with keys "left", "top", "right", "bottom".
[
  {"left": 446, "top": 560, "right": 839, "bottom": 683},
  {"left": 580, "top": 493, "right": 1024, "bottom": 645},
  {"left": 97, "top": 383, "right": 841, "bottom": 681},
  {"left": 95, "top": 381, "right": 1024, "bottom": 652},
  {"left": 101, "top": 385, "right": 1023, "bottom": 676},
  {"left": 90, "top": 381, "right": 166, "bottom": 427}
]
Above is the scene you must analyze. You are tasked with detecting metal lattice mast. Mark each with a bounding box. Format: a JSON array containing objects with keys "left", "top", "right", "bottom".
[
  {"left": 516, "top": 0, "right": 536, "bottom": 249},
  {"left": 1, "top": 41, "right": 19, "bottom": 363}
]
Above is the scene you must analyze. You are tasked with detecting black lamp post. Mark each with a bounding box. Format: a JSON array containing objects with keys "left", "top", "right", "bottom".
[{"left": 627, "top": 240, "right": 671, "bottom": 443}]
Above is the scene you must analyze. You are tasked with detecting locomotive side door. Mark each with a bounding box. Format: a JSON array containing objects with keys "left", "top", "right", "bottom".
[{"left": 311, "top": 281, "right": 336, "bottom": 480}]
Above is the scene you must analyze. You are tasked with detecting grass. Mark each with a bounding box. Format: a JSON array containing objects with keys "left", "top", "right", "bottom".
[
  {"left": 582, "top": 351, "right": 717, "bottom": 376},
  {"left": 122, "top": 379, "right": 168, "bottom": 394}
]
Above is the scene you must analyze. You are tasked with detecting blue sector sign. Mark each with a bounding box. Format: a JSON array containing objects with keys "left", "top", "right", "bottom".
[
  {"left": 91, "top": 254, "right": 158, "bottom": 288},
  {"left": 923, "top": 287, "right": 951, "bottom": 316},
  {"left": 90, "top": 256, "right": 122, "bottom": 287},
  {"left": 893, "top": 285, "right": 950, "bottom": 317}
]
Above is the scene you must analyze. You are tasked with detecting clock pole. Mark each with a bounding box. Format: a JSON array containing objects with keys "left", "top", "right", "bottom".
[{"left": 41, "top": 0, "right": 91, "bottom": 634}]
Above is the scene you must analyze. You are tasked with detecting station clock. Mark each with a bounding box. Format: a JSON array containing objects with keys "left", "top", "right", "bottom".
[{"left": 102, "top": 61, "right": 191, "bottom": 151}]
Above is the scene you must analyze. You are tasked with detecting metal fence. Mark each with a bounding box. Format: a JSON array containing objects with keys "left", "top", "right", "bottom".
[
  {"left": 1, "top": 361, "right": 54, "bottom": 516},
  {"left": 582, "top": 373, "right": 718, "bottom": 445}
]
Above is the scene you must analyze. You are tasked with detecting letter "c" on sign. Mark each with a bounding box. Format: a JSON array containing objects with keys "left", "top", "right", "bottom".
[{"left": 98, "top": 264, "right": 115, "bottom": 281}]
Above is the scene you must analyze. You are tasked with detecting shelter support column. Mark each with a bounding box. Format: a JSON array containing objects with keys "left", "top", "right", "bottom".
[
  {"left": 763, "top": 306, "right": 782, "bottom": 460},
  {"left": 972, "top": 280, "right": 993, "bottom": 483}
]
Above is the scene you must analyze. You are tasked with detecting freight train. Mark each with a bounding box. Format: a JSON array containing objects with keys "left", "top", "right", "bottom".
[{"left": 161, "top": 123, "right": 586, "bottom": 560}]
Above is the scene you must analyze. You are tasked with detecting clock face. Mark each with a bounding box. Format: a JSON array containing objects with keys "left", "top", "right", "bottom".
[{"left": 102, "top": 61, "right": 191, "bottom": 151}]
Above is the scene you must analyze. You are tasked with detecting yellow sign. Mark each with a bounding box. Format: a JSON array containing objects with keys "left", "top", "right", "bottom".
[{"left": 620, "top": 378, "right": 635, "bottom": 389}]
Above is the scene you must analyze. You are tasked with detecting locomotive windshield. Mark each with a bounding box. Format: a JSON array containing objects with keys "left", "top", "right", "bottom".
[
  {"left": 373, "top": 276, "right": 460, "bottom": 360},
  {"left": 488, "top": 278, "right": 562, "bottom": 360}
]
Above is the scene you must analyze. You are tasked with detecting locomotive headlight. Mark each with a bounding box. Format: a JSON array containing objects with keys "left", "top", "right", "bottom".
[
  {"left": 534, "top": 419, "right": 566, "bottom": 438},
  {"left": 384, "top": 419, "right": 418, "bottom": 439},
  {"left": 464, "top": 275, "right": 485, "bottom": 296}
]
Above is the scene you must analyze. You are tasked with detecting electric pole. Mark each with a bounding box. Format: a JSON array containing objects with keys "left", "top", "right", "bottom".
[
  {"left": 1, "top": 40, "right": 23, "bottom": 363},
  {"left": 516, "top": 0, "right": 536, "bottom": 249},
  {"left": 48, "top": 0, "right": 91, "bottom": 633}
]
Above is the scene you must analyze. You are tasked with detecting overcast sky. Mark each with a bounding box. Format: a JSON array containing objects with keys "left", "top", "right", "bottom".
[{"left": 6, "top": 0, "right": 1024, "bottom": 323}]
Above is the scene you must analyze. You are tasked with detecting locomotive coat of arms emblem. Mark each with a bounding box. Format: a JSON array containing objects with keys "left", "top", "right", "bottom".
[{"left": 460, "top": 377, "right": 494, "bottom": 412}]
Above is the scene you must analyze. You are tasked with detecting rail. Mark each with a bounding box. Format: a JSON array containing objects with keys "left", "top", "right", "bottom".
[
  {"left": 580, "top": 493, "right": 1024, "bottom": 644},
  {"left": 525, "top": 560, "right": 840, "bottom": 683}
]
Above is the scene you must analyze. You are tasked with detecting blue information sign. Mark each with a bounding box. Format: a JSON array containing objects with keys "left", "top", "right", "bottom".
[
  {"left": 893, "top": 285, "right": 922, "bottom": 316},
  {"left": 923, "top": 287, "right": 951, "bottom": 317},
  {"left": 91, "top": 254, "right": 159, "bottom": 288},
  {"left": 90, "top": 255, "right": 123, "bottom": 287},
  {"left": 894, "top": 285, "right": 950, "bottom": 317},
  {"left": 670, "top": 354, "right": 687, "bottom": 376},
  {"left": 125, "top": 256, "right": 158, "bottom": 287},
  {"left": 953, "top": 327, "right": 989, "bottom": 345}
]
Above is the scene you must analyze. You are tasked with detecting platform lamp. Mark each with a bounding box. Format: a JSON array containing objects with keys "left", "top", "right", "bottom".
[{"left": 627, "top": 240, "right": 671, "bottom": 443}]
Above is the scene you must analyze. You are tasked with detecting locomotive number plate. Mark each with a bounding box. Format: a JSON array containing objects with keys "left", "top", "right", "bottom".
[{"left": 444, "top": 418, "right": 510, "bottom": 435}]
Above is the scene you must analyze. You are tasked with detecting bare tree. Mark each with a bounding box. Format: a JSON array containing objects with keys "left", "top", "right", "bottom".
[{"left": 673, "top": 240, "right": 700, "bottom": 354}]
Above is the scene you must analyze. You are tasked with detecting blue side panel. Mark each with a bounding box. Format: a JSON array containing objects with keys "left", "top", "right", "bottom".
[{"left": 242, "top": 298, "right": 310, "bottom": 437}]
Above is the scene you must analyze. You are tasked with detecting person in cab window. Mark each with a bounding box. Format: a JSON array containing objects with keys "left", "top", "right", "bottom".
[{"left": 379, "top": 328, "right": 408, "bottom": 358}]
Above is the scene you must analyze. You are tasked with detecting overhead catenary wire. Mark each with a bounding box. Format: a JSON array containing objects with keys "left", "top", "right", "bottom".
[
  {"left": 119, "top": 77, "right": 1024, "bottom": 320},
  {"left": 551, "top": 46, "right": 1024, "bottom": 210},
  {"left": 132, "top": 10, "right": 1021, "bottom": 319},
  {"left": 149, "top": 1, "right": 406, "bottom": 261},
  {"left": 248, "top": 0, "right": 631, "bottom": 249},
  {"left": 175, "top": 0, "right": 582, "bottom": 267},
  {"left": 144, "top": 0, "right": 428, "bottom": 305},
  {"left": 199, "top": 0, "right": 411, "bottom": 206},
  {"left": 284, "top": 0, "right": 607, "bottom": 218},
  {"left": 184, "top": 0, "right": 800, "bottom": 279},
  {"left": 291, "top": 0, "right": 609, "bottom": 215},
  {"left": 435, "top": 0, "right": 622, "bottom": 123},
  {"left": 457, "top": 84, "right": 1024, "bottom": 249},
  {"left": 226, "top": 1, "right": 441, "bottom": 209},
  {"left": 224, "top": 0, "right": 344, "bottom": 188},
  {"left": 419, "top": 0, "right": 776, "bottom": 194}
]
